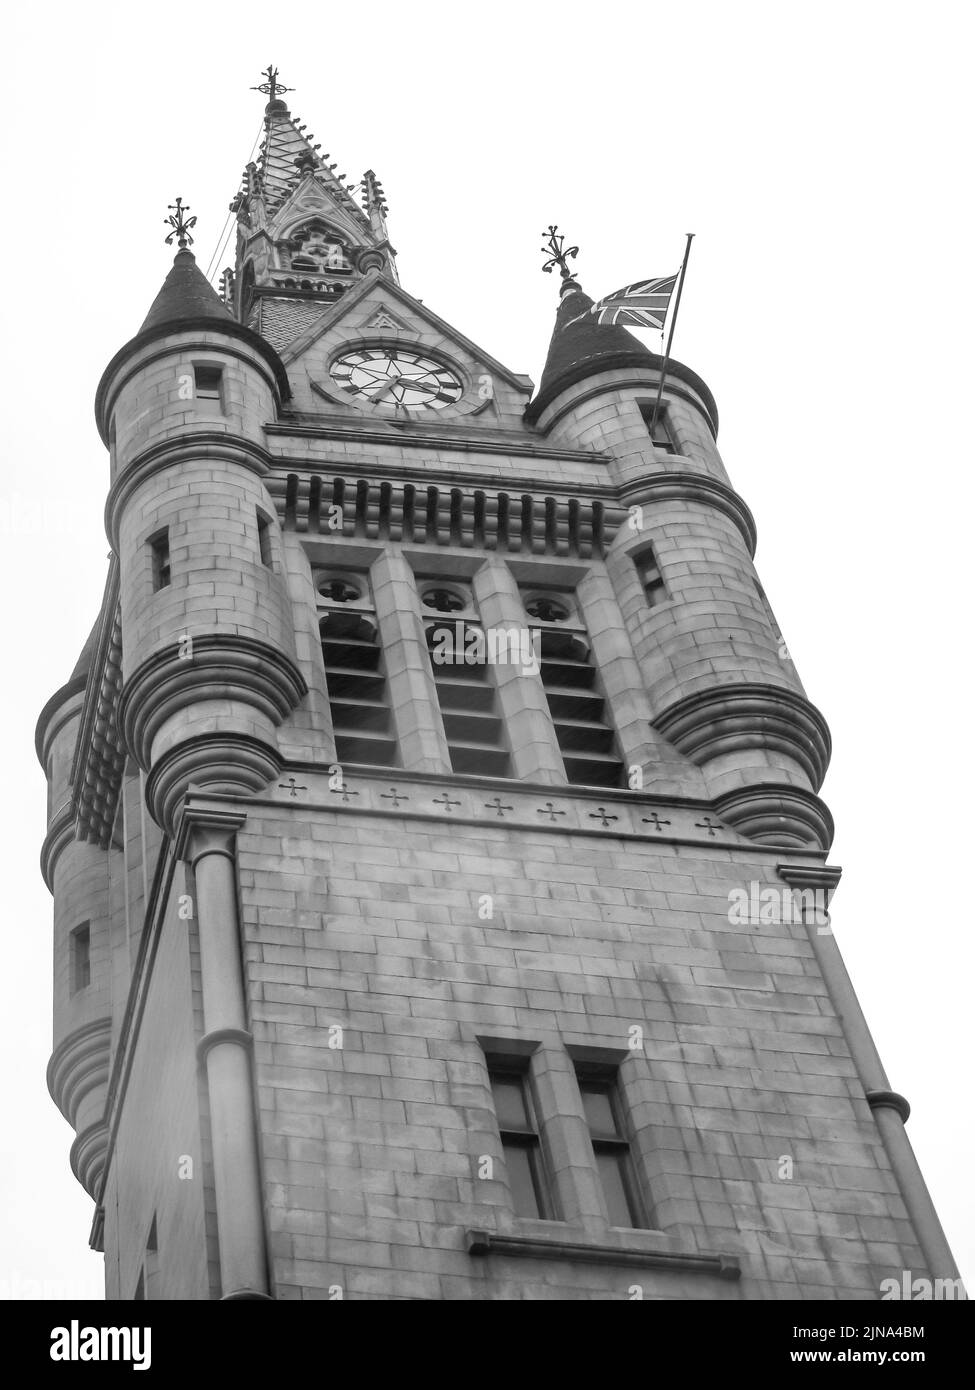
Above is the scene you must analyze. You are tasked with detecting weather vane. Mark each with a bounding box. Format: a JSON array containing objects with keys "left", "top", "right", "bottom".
[
  {"left": 251, "top": 65, "right": 292, "bottom": 103},
  {"left": 164, "top": 197, "right": 197, "bottom": 250},
  {"left": 541, "top": 225, "right": 579, "bottom": 278}
]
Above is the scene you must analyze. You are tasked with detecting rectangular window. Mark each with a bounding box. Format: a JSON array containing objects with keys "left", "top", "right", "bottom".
[
  {"left": 488, "top": 1063, "right": 554, "bottom": 1220},
  {"left": 194, "top": 364, "right": 223, "bottom": 404},
  {"left": 640, "top": 403, "right": 677, "bottom": 453},
  {"left": 150, "top": 530, "right": 170, "bottom": 591},
  {"left": 576, "top": 1067, "right": 646, "bottom": 1228},
  {"left": 71, "top": 923, "right": 91, "bottom": 994},
  {"left": 257, "top": 512, "right": 273, "bottom": 569},
  {"left": 635, "top": 545, "right": 668, "bottom": 608}
]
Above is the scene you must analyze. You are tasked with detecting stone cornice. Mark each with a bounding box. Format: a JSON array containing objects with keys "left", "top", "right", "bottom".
[
  {"left": 525, "top": 353, "right": 717, "bottom": 428},
  {"left": 182, "top": 769, "right": 828, "bottom": 857},
  {"left": 145, "top": 734, "right": 282, "bottom": 836},
  {"left": 70, "top": 1119, "right": 110, "bottom": 1199},
  {"left": 536, "top": 372, "right": 717, "bottom": 436},
  {"left": 105, "top": 433, "right": 274, "bottom": 549},
  {"left": 35, "top": 675, "right": 87, "bottom": 769},
  {"left": 618, "top": 472, "right": 757, "bottom": 557},
  {"left": 866, "top": 1089, "right": 912, "bottom": 1124},
  {"left": 267, "top": 418, "right": 604, "bottom": 464},
  {"left": 777, "top": 863, "right": 843, "bottom": 892},
  {"left": 47, "top": 1018, "right": 112, "bottom": 1128},
  {"left": 196, "top": 1027, "right": 254, "bottom": 1065},
  {"left": 118, "top": 634, "right": 307, "bottom": 772},
  {"left": 40, "top": 804, "right": 78, "bottom": 893},
  {"left": 466, "top": 1229, "right": 740, "bottom": 1278},
  {"left": 653, "top": 683, "right": 832, "bottom": 790},
  {"left": 268, "top": 471, "right": 626, "bottom": 559},
  {"left": 715, "top": 784, "right": 835, "bottom": 853},
  {"left": 173, "top": 805, "right": 248, "bottom": 863}
]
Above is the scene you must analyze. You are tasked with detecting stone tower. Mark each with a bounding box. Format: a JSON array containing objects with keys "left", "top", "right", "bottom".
[{"left": 36, "top": 80, "right": 961, "bottom": 1302}]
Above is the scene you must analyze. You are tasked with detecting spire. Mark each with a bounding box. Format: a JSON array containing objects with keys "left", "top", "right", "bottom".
[
  {"left": 228, "top": 69, "right": 398, "bottom": 347},
  {"left": 238, "top": 67, "right": 367, "bottom": 224}
]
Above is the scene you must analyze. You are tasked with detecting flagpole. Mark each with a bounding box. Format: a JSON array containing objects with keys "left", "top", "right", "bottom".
[{"left": 649, "top": 232, "right": 695, "bottom": 436}]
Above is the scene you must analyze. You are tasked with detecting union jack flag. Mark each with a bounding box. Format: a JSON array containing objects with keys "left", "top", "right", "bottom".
[{"left": 588, "top": 274, "right": 679, "bottom": 330}]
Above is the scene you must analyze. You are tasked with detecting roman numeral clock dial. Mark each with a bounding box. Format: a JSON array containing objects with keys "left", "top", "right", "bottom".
[{"left": 330, "top": 348, "right": 463, "bottom": 411}]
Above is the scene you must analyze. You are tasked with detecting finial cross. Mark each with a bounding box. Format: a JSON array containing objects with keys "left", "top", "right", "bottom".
[
  {"left": 164, "top": 197, "right": 196, "bottom": 249},
  {"left": 541, "top": 224, "right": 579, "bottom": 279},
  {"left": 251, "top": 65, "right": 292, "bottom": 103}
]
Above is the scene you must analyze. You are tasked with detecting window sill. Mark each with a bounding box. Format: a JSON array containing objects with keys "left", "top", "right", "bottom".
[{"left": 466, "top": 1228, "right": 740, "bottom": 1279}]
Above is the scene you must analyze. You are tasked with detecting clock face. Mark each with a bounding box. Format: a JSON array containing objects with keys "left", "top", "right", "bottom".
[{"left": 330, "top": 348, "right": 463, "bottom": 410}]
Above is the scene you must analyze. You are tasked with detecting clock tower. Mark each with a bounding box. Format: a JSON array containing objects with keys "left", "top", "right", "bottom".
[{"left": 35, "top": 74, "right": 961, "bottom": 1301}]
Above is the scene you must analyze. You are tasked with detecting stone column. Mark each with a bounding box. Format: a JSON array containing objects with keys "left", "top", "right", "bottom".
[
  {"left": 371, "top": 553, "right": 451, "bottom": 774},
  {"left": 779, "top": 864, "right": 961, "bottom": 1285},
  {"left": 179, "top": 808, "right": 270, "bottom": 1300},
  {"left": 576, "top": 565, "right": 666, "bottom": 788},
  {"left": 471, "top": 557, "right": 565, "bottom": 785}
]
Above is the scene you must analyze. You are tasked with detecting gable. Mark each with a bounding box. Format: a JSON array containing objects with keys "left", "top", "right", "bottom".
[
  {"left": 278, "top": 274, "right": 533, "bottom": 427},
  {"left": 268, "top": 173, "right": 373, "bottom": 249}
]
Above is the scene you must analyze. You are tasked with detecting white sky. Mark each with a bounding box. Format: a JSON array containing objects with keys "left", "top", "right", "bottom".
[{"left": 1, "top": 0, "right": 971, "bottom": 1298}]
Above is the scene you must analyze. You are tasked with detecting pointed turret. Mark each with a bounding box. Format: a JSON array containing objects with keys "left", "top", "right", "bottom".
[
  {"left": 526, "top": 273, "right": 716, "bottom": 427},
  {"left": 527, "top": 276, "right": 656, "bottom": 422},
  {"left": 95, "top": 245, "right": 289, "bottom": 446},
  {"left": 139, "top": 248, "right": 234, "bottom": 335}
]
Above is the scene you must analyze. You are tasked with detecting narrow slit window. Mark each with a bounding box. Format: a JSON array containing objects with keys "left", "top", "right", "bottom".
[
  {"left": 71, "top": 923, "right": 91, "bottom": 994},
  {"left": 150, "top": 530, "right": 170, "bottom": 591},
  {"left": 576, "top": 1068, "right": 646, "bottom": 1229},
  {"left": 640, "top": 403, "right": 677, "bottom": 453},
  {"left": 488, "top": 1063, "right": 555, "bottom": 1220},
  {"left": 754, "top": 578, "right": 783, "bottom": 644},
  {"left": 194, "top": 364, "right": 223, "bottom": 404},
  {"left": 635, "top": 545, "right": 668, "bottom": 608},
  {"left": 144, "top": 1215, "right": 160, "bottom": 1299},
  {"left": 524, "top": 590, "right": 624, "bottom": 789},
  {"left": 257, "top": 512, "right": 273, "bottom": 569}
]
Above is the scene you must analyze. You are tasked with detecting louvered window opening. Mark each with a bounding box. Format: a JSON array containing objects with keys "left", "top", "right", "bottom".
[
  {"left": 421, "top": 584, "right": 512, "bottom": 779},
  {"left": 318, "top": 578, "right": 399, "bottom": 769},
  {"left": 526, "top": 596, "right": 624, "bottom": 790}
]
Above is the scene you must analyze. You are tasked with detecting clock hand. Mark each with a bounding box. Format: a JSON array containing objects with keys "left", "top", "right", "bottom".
[
  {"left": 369, "top": 372, "right": 403, "bottom": 401},
  {"left": 394, "top": 375, "right": 443, "bottom": 395}
]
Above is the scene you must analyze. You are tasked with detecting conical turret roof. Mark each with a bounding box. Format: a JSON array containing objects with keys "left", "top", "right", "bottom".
[
  {"left": 527, "top": 278, "right": 654, "bottom": 420},
  {"left": 94, "top": 246, "right": 291, "bottom": 443},
  {"left": 526, "top": 276, "right": 718, "bottom": 429},
  {"left": 139, "top": 249, "right": 234, "bottom": 335}
]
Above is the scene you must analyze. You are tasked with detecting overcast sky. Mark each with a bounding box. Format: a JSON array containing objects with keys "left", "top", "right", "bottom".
[{"left": 1, "top": 0, "right": 971, "bottom": 1298}]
